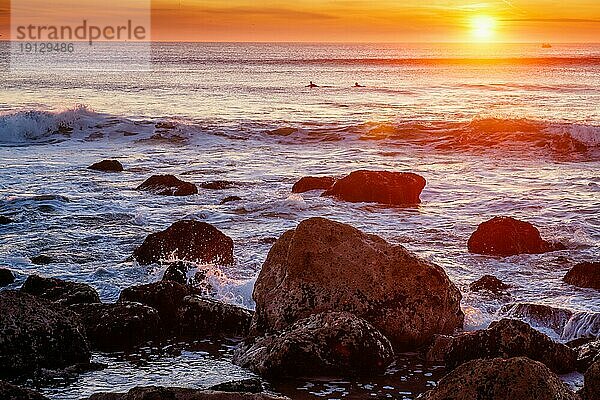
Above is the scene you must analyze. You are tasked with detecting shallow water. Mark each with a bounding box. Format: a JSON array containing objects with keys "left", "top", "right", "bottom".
[{"left": 0, "top": 42, "right": 599, "bottom": 399}]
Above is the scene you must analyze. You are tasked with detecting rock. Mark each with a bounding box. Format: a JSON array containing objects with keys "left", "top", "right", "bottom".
[
  {"left": 234, "top": 312, "right": 394, "bottom": 378},
  {"left": 86, "top": 386, "right": 290, "bottom": 400},
  {"left": 427, "top": 319, "right": 576, "bottom": 374},
  {"left": 251, "top": 217, "right": 463, "bottom": 349},
  {"left": 162, "top": 262, "right": 189, "bottom": 285},
  {"left": 201, "top": 181, "right": 235, "bottom": 190},
  {"left": 0, "top": 380, "right": 50, "bottom": 400},
  {"left": 0, "top": 290, "right": 90, "bottom": 375},
  {"left": 88, "top": 160, "right": 123, "bottom": 172},
  {"left": 470, "top": 275, "right": 510, "bottom": 293},
  {"left": 322, "top": 170, "right": 426, "bottom": 205},
  {"left": 418, "top": 357, "right": 578, "bottom": 400},
  {"left": 220, "top": 196, "right": 242, "bottom": 204},
  {"left": 208, "top": 379, "right": 263, "bottom": 394},
  {"left": 468, "top": 216, "right": 566, "bottom": 256},
  {"left": 22, "top": 275, "right": 100, "bottom": 306},
  {"left": 292, "top": 176, "right": 336, "bottom": 193},
  {"left": 499, "top": 303, "right": 573, "bottom": 337},
  {"left": 118, "top": 281, "right": 190, "bottom": 329},
  {"left": 564, "top": 262, "right": 600, "bottom": 290},
  {"left": 133, "top": 220, "right": 234, "bottom": 266},
  {"left": 268, "top": 127, "right": 296, "bottom": 136},
  {"left": 0, "top": 216, "right": 14, "bottom": 224},
  {"left": 30, "top": 255, "right": 53, "bottom": 265},
  {"left": 575, "top": 340, "right": 600, "bottom": 373},
  {"left": 69, "top": 302, "right": 161, "bottom": 351},
  {"left": 583, "top": 360, "right": 600, "bottom": 400},
  {"left": 137, "top": 175, "right": 198, "bottom": 196},
  {"left": 0, "top": 268, "right": 15, "bottom": 287},
  {"left": 177, "top": 295, "right": 253, "bottom": 339}
]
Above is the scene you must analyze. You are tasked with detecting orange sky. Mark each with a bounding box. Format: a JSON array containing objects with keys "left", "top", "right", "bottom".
[{"left": 1, "top": 0, "right": 600, "bottom": 42}]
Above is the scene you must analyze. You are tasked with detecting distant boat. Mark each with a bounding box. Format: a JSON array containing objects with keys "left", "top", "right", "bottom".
[{"left": 541, "top": 43, "right": 552, "bottom": 48}]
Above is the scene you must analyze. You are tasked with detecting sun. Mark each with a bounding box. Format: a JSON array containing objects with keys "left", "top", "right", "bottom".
[{"left": 471, "top": 15, "right": 496, "bottom": 42}]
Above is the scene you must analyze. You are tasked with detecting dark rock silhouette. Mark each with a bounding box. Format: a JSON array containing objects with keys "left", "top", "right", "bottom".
[
  {"left": 88, "top": 160, "right": 123, "bottom": 172},
  {"left": 22, "top": 275, "right": 100, "bottom": 306},
  {"left": 137, "top": 175, "right": 198, "bottom": 196}
]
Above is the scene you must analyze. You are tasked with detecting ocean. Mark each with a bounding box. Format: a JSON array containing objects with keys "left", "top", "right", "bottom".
[{"left": 0, "top": 42, "right": 599, "bottom": 399}]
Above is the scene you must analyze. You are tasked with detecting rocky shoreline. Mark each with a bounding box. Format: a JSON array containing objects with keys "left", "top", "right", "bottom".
[{"left": 0, "top": 164, "right": 598, "bottom": 400}]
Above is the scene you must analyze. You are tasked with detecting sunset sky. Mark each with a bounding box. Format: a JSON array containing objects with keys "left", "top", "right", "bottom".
[{"left": 1, "top": 0, "right": 600, "bottom": 42}]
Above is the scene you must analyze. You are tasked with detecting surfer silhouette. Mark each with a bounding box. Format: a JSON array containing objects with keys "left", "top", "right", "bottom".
[
  {"left": 307, "top": 81, "right": 319, "bottom": 88},
  {"left": 354, "top": 82, "right": 364, "bottom": 87}
]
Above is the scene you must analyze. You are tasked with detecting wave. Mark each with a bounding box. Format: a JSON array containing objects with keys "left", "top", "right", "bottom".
[{"left": 1, "top": 107, "right": 598, "bottom": 160}]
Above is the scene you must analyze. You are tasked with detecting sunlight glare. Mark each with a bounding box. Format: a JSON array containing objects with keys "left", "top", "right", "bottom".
[{"left": 471, "top": 15, "right": 496, "bottom": 42}]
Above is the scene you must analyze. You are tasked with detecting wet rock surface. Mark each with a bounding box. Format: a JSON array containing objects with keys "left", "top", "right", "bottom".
[
  {"left": 575, "top": 339, "right": 600, "bottom": 372},
  {"left": 470, "top": 275, "right": 510, "bottom": 293},
  {"left": 251, "top": 217, "right": 463, "bottom": 349},
  {"left": 69, "top": 302, "right": 162, "bottom": 351},
  {"left": 418, "top": 357, "right": 578, "bottom": 400},
  {"left": 0, "top": 268, "right": 15, "bottom": 287},
  {"left": 583, "top": 359, "right": 600, "bottom": 400},
  {"left": 137, "top": 175, "right": 198, "bottom": 196},
  {"left": 0, "top": 290, "right": 90, "bottom": 376},
  {"left": 427, "top": 318, "right": 576, "bottom": 374},
  {"left": 201, "top": 180, "right": 236, "bottom": 190},
  {"left": 292, "top": 176, "right": 336, "bottom": 193},
  {"left": 0, "top": 380, "right": 50, "bottom": 400},
  {"left": 564, "top": 261, "right": 600, "bottom": 290},
  {"left": 22, "top": 275, "right": 100, "bottom": 306},
  {"left": 133, "top": 220, "right": 234, "bottom": 266},
  {"left": 88, "top": 160, "right": 123, "bottom": 172},
  {"left": 177, "top": 295, "right": 253, "bottom": 339},
  {"left": 118, "top": 281, "right": 190, "bottom": 329},
  {"left": 220, "top": 196, "right": 242, "bottom": 204},
  {"left": 322, "top": 170, "right": 426, "bottom": 205},
  {"left": 468, "top": 216, "right": 566, "bottom": 256},
  {"left": 234, "top": 311, "right": 394, "bottom": 378}
]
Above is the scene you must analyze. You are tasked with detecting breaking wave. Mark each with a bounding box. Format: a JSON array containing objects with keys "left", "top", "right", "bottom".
[{"left": 1, "top": 107, "right": 598, "bottom": 160}]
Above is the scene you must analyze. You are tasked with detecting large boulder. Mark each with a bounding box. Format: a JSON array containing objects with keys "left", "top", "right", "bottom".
[
  {"left": 87, "top": 386, "right": 290, "bottom": 400},
  {"left": 418, "top": 357, "right": 578, "bottom": 400},
  {"left": 564, "top": 262, "right": 600, "bottom": 290},
  {"left": 292, "top": 176, "right": 336, "bottom": 193},
  {"left": 583, "top": 359, "right": 600, "bottom": 400},
  {"left": 0, "top": 380, "right": 50, "bottom": 400},
  {"left": 118, "top": 281, "right": 190, "bottom": 329},
  {"left": 69, "top": 302, "right": 161, "bottom": 351},
  {"left": 0, "top": 268, "right": 14, "bottom": 287},
  {"left": 133, "top": 220, "right": 234, "bottom": 266},
  {"left": 21, "top": 275, "right": 100, "bottom": 306},
  {"left": 251, "top": 217, "right": 463, "bottom": 349},
  {"left": 426, "top": 319, "right": 576, "bottom": 374},
  {"left": 468, "top": 216, "right": 566, "bottom": 256},
  {"left": 234, "top": 312, "right": 394, "bottom": 378},
  {"left": 322, "top": 170, "right": 426, "bottom": 205},
  {"left": 0, "top": 291, "right": 90, "bottom": 376},
  {"left": 137, "top": 175, "right": 198, "bottom": 196},
  {"left": 88, "top": 160, "right": 123, "bottom": 172},
  {"left": 177, "top": 295, "right": 253, "bottom": 339}
]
